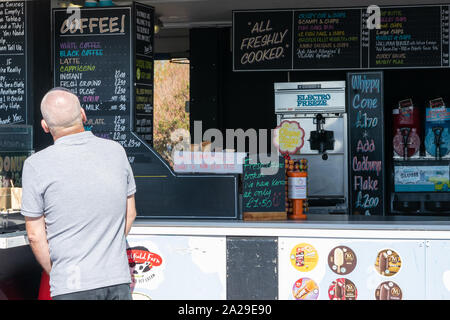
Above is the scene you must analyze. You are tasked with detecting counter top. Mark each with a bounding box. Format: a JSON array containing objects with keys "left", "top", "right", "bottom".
[
  {"left": 134, "top": 214, "right": 450, "bottom": 230},
  {"left": 0, "top": 213, "right": 28, "bottom": 249},
  {"left": 131, "top": 214, "right": 450, "bottom": 239}
]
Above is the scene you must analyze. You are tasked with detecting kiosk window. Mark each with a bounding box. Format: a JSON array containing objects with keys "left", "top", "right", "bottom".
[{"left": 153, "top": 59, "right": 190, "bottom": 166}]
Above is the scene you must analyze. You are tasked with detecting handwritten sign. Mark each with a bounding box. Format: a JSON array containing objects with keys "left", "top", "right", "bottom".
[
  {"left": 293, "top": 9, "right": 362, "bottom": 69},
  {"left": 347, "top": 72, "right": 385, "bottom": 216},
  {"left": 234, "top": 5, "right": 450, "bottom": 71},
  {"left": 369, "top": 6, "right": 446, "bottom": 68},
  {"left": 233, "top": 10, "right": 292, "bottom": 71},
  {"left": 133, "top": 2, "right": 154, "bottom": 146},
  {"left": 273, "top": 120, "right": 305, "bottom": 154},
  {"left": 53, "top": 7, "right": 146, "bottom": 152},
  {"left": 0, "top": 1, "right": 27, "bottom": 126},
  {"left": 242, "top": 156, "right": 286, "bottom": 214}
]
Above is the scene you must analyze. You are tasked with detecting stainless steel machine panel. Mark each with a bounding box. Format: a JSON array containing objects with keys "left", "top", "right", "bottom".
[
  {"left": 274, "top": 81, "right": 346, "bottom": 114},
  {"left": 295, "top": 153, "right": 345, "bottom": 197},
  {"left": 274, "top": 81, "right": 349, "bottom": 214}
]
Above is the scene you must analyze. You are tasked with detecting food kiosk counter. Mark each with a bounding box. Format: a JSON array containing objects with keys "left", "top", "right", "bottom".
[{"left": 127, "top": 215, "right": 450, "bottom": 300}]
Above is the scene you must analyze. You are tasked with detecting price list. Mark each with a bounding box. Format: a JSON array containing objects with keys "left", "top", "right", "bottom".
[
  {"left": 442, "top": 6, "right": 449, "bottom": 66},
  {"left": 242, "top": 156, "right": 286, "bottom": 214},
  {"left": 347, "top": 72, "right": 385, "bottom": 216},
  {"left": 368, "top": 6, "right": 446, "bottom": 68},
  {"left": 293, "top": 9, "right": 361, "bottom": 69},
  {"left": 53, "top": 8, "right": 142, "bottom": 151},
  {"left": 0, "top": 1, "right": 27, "bottom": 125},
  {"left": 234, "top": 5, "right": 450, "bottom": 70},
  {"left": 134, "top": 2, "right": 154, "bottom": 146},
  {"left": 360, "top": 8, "right": 370, "bottom": 69}
]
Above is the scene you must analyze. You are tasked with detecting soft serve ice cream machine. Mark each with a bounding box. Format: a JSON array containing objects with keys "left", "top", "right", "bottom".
[{"left": 275, "top": 81, "right": 349, "bottom": 214}]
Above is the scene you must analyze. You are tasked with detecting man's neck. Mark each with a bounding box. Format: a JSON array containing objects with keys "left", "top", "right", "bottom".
[{"left": 52, "top": 126, "right": 85, "bottom": 142}]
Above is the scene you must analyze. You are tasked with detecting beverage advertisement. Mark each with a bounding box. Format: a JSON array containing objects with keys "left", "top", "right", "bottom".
[{"left": 394, "top": 165, "right": 450, "bottom": 192}]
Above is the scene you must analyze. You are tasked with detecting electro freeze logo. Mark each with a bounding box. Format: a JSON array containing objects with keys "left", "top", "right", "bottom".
[
  {"left": 297, "top": 94, "right": 331, "bottom": 107},
  {"left": 127, "top": 246, "right": 163, "bottom": 285}
]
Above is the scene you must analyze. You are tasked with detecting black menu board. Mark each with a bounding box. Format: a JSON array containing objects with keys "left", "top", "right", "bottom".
[
  {"left": 53, "top": 7, "right": 145, "bottom": 152},
  {"left": 242, "top": 156, "right": 286, "bottom": 215},
  {"left": 133, "top": 2, "right": 154, "bottom": 146},
  {"left": 233, "top": 5, "right": 450, "bottom": 71},
  {"left": 233, "top": 10, "right": 293, "bottom": 71},
  {"left": 53, "top": 6, "right": 239, "bottom": 220},
  {"left": 369, "top": 6, "right": 445, "bottom": 68},
  {"left": 0, "top": 1, "right": 27, "bottom": 125},
  {"left": 347, "top": 72, "right": 385, "bottom": 216},
  {"left": 293, "top": 9, "right": 362, "bottom": 69}
]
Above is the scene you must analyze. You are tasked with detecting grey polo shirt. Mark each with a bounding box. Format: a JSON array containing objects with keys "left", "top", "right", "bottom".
[{"left": 21, "top": 131, "right": 136, "bottom": 297}]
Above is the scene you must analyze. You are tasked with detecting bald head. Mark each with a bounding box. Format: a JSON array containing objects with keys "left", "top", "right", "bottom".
[{"left": 40, "top": 89, "right": 83, "bottom": 133}]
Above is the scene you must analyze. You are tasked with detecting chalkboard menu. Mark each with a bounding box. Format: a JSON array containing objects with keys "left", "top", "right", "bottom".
[
  {"left": 242, "top": 156, "right": 286, "bottom": 216},
  {"left": 369, "top": 6, "right": 446, "bottom": 68},
  {"left": 293, "top": 9, "right": 361, "bottom": 70},
  {"left": 0, "top": 1, "right": 27, "bottom": 125},
  {"left": 233, "top": 5, "right": 450, "bottom": 71},
  {"left": 133, "top": 2, "right": 154, "bottom": 146},
  {"left": 347, "top": 72, "right": 385, "bottom": 216},
  {"left": 53, "top": 7, "right": 145, "bottom": 153},
  {"left": 233, "top": 10, "right": 293, "bottom": 71},
  {"left": 53, "top": 6, "right": 240, "bottom": 220}
]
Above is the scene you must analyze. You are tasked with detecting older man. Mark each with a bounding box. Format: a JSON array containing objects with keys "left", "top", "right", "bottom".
[{"left": 21, "top": 88, "right": 137, "bottom": 300}]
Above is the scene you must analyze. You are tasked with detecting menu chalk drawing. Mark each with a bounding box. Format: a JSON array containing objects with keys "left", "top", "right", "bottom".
[
  {"left": 242, "top": 156, "right": 286, "bottom": 214},
  {"left": 53, "top": 7, "right": 145, "bottom": 153},
  {"left": 347, "top": 72, "right": 385, "bottom": 216},
  {"left": 0, "top": 1, "right": 27, "bottom": 126},
  {"left": 368, "top": 6, "right": 446, "bottom": 68},
  {"left": 233, "top": 5, "right": 450, "bottom": 71},
  {"left": 133, "top": 2, "right": 154, "bottom": 146},
  {"left": 293, "top": 9, "right": 362, "bottom": 69},
  {"left": 233, "top": 10, "right": 293, "bottom": 71}
]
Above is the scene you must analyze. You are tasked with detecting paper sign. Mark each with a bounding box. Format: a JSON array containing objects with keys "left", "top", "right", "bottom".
[{"left": 273, "top": 120, "right": 305, "bottom": 154}]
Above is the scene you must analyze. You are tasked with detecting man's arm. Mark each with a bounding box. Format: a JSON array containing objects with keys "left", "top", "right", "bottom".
[
  {"left": 25, "top": 216, "right": 52, "bottom": 275},
  {"left": 125, "top": 195, "right": 137, "bottom": 236}
]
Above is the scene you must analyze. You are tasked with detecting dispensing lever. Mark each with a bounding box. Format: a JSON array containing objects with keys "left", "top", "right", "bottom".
[
  {"left": 308, "top": 113, "right": 335, "bottom": 161},
  {"left": 315, "top": 114, "right": 327, "bottom": 160},
  {"left": 432, "top": 126, "right": 444, "bottom": 160},
  {"left": 400, "top": 127, "right": 411, "bottom": 161}
]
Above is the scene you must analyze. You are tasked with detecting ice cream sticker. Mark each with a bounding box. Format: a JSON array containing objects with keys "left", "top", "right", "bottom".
[
  {"left": 328, "top": 278, "right": 358, "bottom": 300},
  {"left": 292, "top": 278, "right": 319, "bottom": 300},
  {"left": 290, "top": 243, "right": 319, "bottom": 272},
  {"left": 127, "top": 245, "right": 164, "bottom": 289},
  {"left": 328, "top": 246, "right": 357, "bottom": 275},
  {"left": 375, "top": 281, "right": 402, "bottom": 300},
  {"left": 374, "top": 249, "right": 402, "bottom": 277},
  {"left": 273, "top": 120, "right": 305, "bottom": 155}
]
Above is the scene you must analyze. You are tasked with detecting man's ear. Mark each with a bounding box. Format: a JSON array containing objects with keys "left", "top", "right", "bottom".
[
  {"left": 80, "top": 108, "right": 87, "bottom": 124},
  {"left": 41, "top": 119, "right": 50, "bottom": 133}
]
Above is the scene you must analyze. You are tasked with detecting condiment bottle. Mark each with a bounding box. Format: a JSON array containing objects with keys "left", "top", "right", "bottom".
[{"left": 287, "top": 159, "right": 308, "bottom": 220}]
